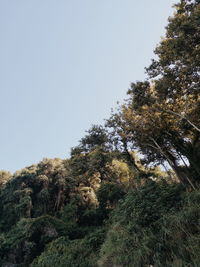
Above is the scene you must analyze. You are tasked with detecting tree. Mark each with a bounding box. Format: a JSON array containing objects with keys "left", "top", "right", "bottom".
[{"left": 108, "top": 0, "right": 200, "bottom": 187}]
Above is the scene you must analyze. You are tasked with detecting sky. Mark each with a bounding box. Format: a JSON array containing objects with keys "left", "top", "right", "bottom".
[{"left": 0, "top": 0, "right": 176, "bottom": 173}]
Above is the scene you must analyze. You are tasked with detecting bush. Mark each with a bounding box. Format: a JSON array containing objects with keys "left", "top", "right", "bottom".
[
  {"left": 98, "top": 181, "right": 184, "bottom": 267},
  {"left": 31, "top": 228, "right": 106, "bottom": 267}
]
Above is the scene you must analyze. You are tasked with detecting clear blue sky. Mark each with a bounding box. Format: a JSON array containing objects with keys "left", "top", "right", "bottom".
[{"left": 0, "top": 0, "right": 176, "bottom": 173}]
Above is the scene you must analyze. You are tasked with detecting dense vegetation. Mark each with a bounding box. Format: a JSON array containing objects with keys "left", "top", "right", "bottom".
[{"left": 1, "top": 0, "right": 200, "bottom": 266}]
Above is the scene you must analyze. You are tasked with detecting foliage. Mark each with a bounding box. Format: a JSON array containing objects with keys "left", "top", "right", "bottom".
[
  {"left": 98, "top": 181, "right": 184, "bottom": 267},
  {"left": 0, "top": 216, "right": 67, "bottom": 266},
  {"left": 31, "top": 228, "right": 106, "bottom": 267},
  {"left": 106, "top": 0, "right": 200, "bottom": 189},
  {"left": 1, "top": 1, "right": 200, "bottom": 266},
  {"left": 0, "top": 170, "right": 12, "bottom": 189},
  {"left": 97, "top": 182, "right": 125, "bottom": 209}
]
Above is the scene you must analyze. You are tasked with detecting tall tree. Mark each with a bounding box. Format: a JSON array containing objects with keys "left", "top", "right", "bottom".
[{"left": 107, "top": 0, "right": 200, "bottom": 187}]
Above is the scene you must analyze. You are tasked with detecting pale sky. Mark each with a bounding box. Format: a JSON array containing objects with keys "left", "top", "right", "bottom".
[{"left": 0, "top": 0, "right": 176, "bottom": 173}]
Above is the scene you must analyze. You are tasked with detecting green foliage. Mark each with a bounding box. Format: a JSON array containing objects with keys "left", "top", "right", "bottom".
[
  {"left": 97, "top": 182, "right": 125, "bottom": 209},
  {"left": 69, "top": 125, "right": 114, "bottom": 184},
  {"left": 107, "top": 0, "right": 200, "bottom": 186},
  {"left": 99, "top": 181, "right": 184, "bottom": 266},
  {"left": 158, "top": 190, "right": 200, "bottom": 266},
  {"left": 0, "top": 173, "right": 34, "bottom": 231},
  {"left": 31, "top": 228, "right": 106, "bottom": 267},
  {"left": 1, "top": 1, "right": 200, "bottom": 266},
  {"left": 79, "top": 125, "right": 110, "bottom": 153},
  {"left": 0, "top": 215, "right": 67, "bottom": 266}
]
